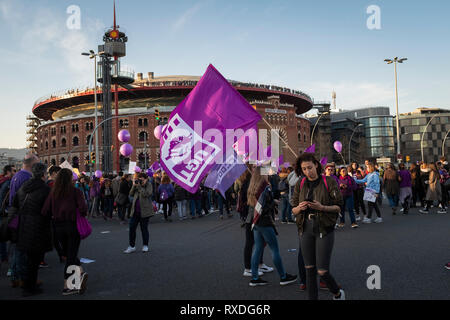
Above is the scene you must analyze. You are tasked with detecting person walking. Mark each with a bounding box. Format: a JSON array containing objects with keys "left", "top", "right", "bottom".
[
  {"left": 100, "top": 179, "right": 114, "bottom": 220},
  {"left": 350, "top": 163, "right": 366, "bottom": 222},
  {"left": 279, "top": 168, "right": 295, "bottom": 224},
  {"left": 337, "top": 167, "right": 358, "bottom": 228},
  {"left": 116, "top": 174, "right": 132, "bottom": 224},
  {"left": 247, "top": 166, "right": 297, "bottom": 287},
  {"left": 174, "top": 183, "right": 188, "bottom": 220},
  {"left": 420, "top": 163, "right": 431, "bottom": 208},
  {"left": 89, "top": 177, "right": 101, "bottom": 218},
  {"left": 0, "top": 165, "right": 15, "bottom": 266},
  {"left": 420, "top": 163, "right": 446, "bottom": 214},
  {"left": 410, "top": 163, "right": 422, "bottom": 208},
  {"left": 158, "top": 175, "right": 174, "bottom": 222},
  {"left": 9, "top": 163, "right": 51, "bottom": 297},
  {"left": 398, "top": 163, "right": 413, "bottom": 214},
  {"left": 291, "top": 153, "right": 345, "bottom": 300},
  {"left": 41, "top": 168, "right": 89, "bottom": 296},
  {"left": 383, "top": 163, "right": 400, "bottom": 215},
  {"left": 354, "top": 162, "right": 382, "bottom": 223},
  {"left": 124, "top": 173, "right": 154, "bottom": 253}
]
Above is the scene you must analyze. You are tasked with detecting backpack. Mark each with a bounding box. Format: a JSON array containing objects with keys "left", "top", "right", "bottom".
[{"left": 160, "top": 190, "right": 169, "bottom": 202}]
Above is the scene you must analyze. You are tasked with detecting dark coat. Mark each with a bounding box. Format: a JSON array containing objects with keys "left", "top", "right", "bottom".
[
  {"left": 10, "top": 178, "right": 52, "bottom": 254},
  {"left": 174, "top": 184, "right": 187, "bottom": 201}
]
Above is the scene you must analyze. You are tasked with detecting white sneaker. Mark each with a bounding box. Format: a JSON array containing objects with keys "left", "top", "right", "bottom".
[
  {"left": 243, "top": 269, "right": 263, "bottom": 277},
  {"left": 142, "top": 246, "right": 149, "bottom": 253},
  {"left": 355, "top": 216, "right": 361, "bottom": 222},
  {"left": 437, "top": 209, "right": 447, "bottom": 214},
  {"left": 123, "top": 246, "right": 136, "bottom": 254},
  {"left": 374, "top": 217, "right": 383, "bottom": 223},
  {"left": 362, "top": 218, "right": 372, "bottom": 224},
  {"left": 333, "top": 289, "right": 346, "bottom": 300},
  {"left": 400, "top": 208, "right": 404, "bottom": 212},
  {"left": 258, "top": 264, "right": 274, "bottom": 273}
]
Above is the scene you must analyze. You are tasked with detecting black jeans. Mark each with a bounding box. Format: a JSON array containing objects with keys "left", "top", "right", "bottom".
[
  {"left": 23, "top": 251, "right": 44, "bottom": 291},
  {"left": 301, "top": 219, "right": 340, "bottom": 299},
  {"left": 54, "top": 221, "right": 81, "bottom": 280},
  {"left": 353, "top": 189, "right": 366, "bottom": 216},
  {"left": 367, "top": 200, "right": 381, "bottom": 218},
  {"left": 162, "top": 200, "right": 173, "bottom": 220},
  {"left": 129, "top": 215, "right": 149, "bottom": 247},
  {"left": 297, "top": 240, "right": 306, "bottom": 285},
  {"left": 244, "top": 223, "right": 263, "bottom": 269}
]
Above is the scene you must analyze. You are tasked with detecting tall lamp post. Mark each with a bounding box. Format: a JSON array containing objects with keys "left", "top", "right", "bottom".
[
  {"left": 442, "top": 129, "right": 450, "bottom": 158},
  {"left": 310, "top": 111, "right": 330, "bottom": 146},
  {"left": 420, "top": 114, "right": 438, "bottom": 163},
  {"left": 385, "top": 57, "right": 407, "bottom": 162},
  {"left": 348, "top": 123, "right": 363, "bottom": 164},
  {"left": 82, "top": 50, "right": 104, "bottom": 171}
]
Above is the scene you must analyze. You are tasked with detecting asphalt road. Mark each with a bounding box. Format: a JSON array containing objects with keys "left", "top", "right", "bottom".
[{"left": 1, "top": 202, "right": 449, "bottom": 300}]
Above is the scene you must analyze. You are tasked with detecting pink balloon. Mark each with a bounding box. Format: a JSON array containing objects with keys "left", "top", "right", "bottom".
[
  {"left": 120, "top": 143, "right": 133, "bottom": 157},
  {"left": 95, "top": 170, "right": 102, "bottom": 178},
  {"left": 118, "top": 129, "right": 131, "bottom": 143},
  {"left": 154, "top": 125, "right": 163, "bottom": 140},
  {"left": 333, "top": 141, "right": 343, "bottom": 153},
  {"left": 134, "top": 166, "right": 141, "bottom": 173}
]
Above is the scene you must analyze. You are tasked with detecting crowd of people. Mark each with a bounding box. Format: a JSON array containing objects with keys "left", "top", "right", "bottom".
[{"left": 0, "top": 151, "right": 449, "bottom": 299}]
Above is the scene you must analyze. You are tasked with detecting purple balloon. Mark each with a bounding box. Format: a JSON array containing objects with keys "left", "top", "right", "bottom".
[
  {"left": 146, "top": 168, "right": 153, "bottom": 176},
  {"left": 333, "top": 141, "right": 343, "bottom": 153},
  {"left": 72, "top": 172, "right": 78, "bottom": 181},
  {"left": 134, "top": 166, "right": 141, "bottom": 173},
  {"left": 120, "top": 143, "right": 133, "bottom": 157},
  {"left": 118, "top": 129, "right": 131, "bottom": 143},
  {"left": 95, "top": 170, "right": 102, "bottom": 178},
  {"left": 154, "top": 125, "right": 163, "bottom": 140}
]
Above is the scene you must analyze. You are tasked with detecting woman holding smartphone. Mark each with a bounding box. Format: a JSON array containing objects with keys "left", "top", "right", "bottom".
[{"left": 291, "top": 153, "right": 345, "bottom": 300}]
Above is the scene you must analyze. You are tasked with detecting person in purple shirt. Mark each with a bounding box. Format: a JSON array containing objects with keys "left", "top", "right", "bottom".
[
  {"left": 324, "top": 163, "right": 340, "bottom": 185},
  {"left": 337, "top": 167, "right": 358, "bottom": 228},
  {"left": 398, "top": 163, "right": 412, "bottom": 214}
]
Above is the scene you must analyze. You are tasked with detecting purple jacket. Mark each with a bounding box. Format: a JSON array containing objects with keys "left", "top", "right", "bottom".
[
  {"left": 9, "top": 169, "right": 32, "bottom": 207},
  {"left": 398, "top": 170, "right": 412, "bottom": 188},
  {"left": 89, "top": 180, "right": 100, "bottom": 198},
  {"left": 338, "top": 175, "right": 357, "bottom": 197}
]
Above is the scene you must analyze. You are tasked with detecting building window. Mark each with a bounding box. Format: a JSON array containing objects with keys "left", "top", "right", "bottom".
[
  {"left": 139, "top": 131, "right": 148, "bottom": 142},
  {"left": 45, "top": 141, "right": 49, "bottom": 150},
  {"left": 86, "top": 135, "right": 91, "bottom": 145},
  {"left": 138, "top": 118, "right": 143, "bottom": 127},
  {"left": 143, "top": 118, "right": 148, "bottom": 127},
  {"left": 73, "top": 136, "right": 79, "bottom": 146},
  {"left": 60, "top": 126, "right": 66, "bottom": 134},
  {"left": 61, "top": 138, "right": 66, "bottom": 148}
]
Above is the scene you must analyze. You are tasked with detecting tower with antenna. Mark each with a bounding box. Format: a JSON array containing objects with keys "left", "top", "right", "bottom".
[
  {"left": 332, "top": 91, "right": 337, "bottom": 111},
  {"left": 97, "top": 1, "right": 134, "bottom": 173}
]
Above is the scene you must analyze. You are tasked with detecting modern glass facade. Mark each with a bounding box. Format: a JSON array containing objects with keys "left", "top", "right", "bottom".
[{"left": 331, "top": 107, "right": 395, "bottom": 159}]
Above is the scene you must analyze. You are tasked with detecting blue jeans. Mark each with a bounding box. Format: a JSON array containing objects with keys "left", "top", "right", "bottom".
[
  {"left": 340, "top": 195, "right": 356, "bottom": 224},
  {"left": 9, "top": 244, "right": 27, "bottom": 281},
  {"left": 251, "top": 225, "right": 286, "bottom": 280},
  {"left": 280, "top": 195, "right": 292, "bottom": 222},
  {"left": 189, "top": 199, "right": 202, "bottom": 217},
  {"left": 217, "top": 194, "right": 230, "bottom": 216},
  {"left": 387, "top": 194, "right": 399, "bottom": 208}
]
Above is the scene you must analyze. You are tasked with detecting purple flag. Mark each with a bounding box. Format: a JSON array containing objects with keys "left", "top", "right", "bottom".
[
  {"left": 204, "top": 151, "right": 247, "bottom": 198},
  {"left": 150, "top": 161, "right": 161, "bottom": 172},
  {"left": 320, "top": 157, "right": 328, "bottom": 166},
  {"left": 304, "top": 144, "right": 315, "bottom": 153},
  {"left": 160, "top": 64, "right": 261, "bottom": 193}
]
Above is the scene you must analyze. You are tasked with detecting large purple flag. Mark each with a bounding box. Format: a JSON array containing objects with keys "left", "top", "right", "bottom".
[
  {"left": 160, "top": 64, "right": 261, "bottom": 193},
  {"left": 204, "top": 151, "right": 247, "bottom": 198}
]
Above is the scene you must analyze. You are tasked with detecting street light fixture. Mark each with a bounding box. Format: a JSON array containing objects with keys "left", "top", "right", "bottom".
[
  {"left": 441, "top": 129, "right": 450, "bottom": 158},
  {"left": 310, "top": 111, "right": 330, "bottom": 146},
  {"left": 81, "top": 50, "right": 104, "bottom": 173},
  {"left": 348, "top": 123, "right": 364, "bottom": 164},
  {"left": 385, "top": 57, "right": 407, "bottom": 163},
  {"left": 420, "top": 114, "right": 438, "bottom": 163}
]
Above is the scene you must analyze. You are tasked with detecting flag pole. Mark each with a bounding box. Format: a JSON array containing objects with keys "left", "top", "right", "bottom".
[{"left": 261, "top": 118, "right": 298, "bottom": 158}]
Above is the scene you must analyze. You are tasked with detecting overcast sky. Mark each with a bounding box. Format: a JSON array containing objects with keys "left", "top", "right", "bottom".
[{"left": 1, "top": 0, "right": 449, "bottom": 148}]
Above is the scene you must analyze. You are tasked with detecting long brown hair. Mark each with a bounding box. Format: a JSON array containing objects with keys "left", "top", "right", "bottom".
[
  {"left": 247, "top": 166, "right": 268, "bottom": 207},
  {"left": 52, "top": 168, "right": 75, "bottom": 200}
]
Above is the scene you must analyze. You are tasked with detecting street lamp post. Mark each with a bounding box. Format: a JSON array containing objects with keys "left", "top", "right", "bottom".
[
  {"left": 442, "top": 129, "right": 450, "bottom": 158},
  {"left": 348, "top": 123, "right": 363, "bottom": 164},
  {"left": 310, "top": 111, "right": 330, "bottom": 146},
  {"left": 82, "top": 50, "right": 104, "bottom": 173},
  {"left": 385, "top": 57, "right": 407, "bottom": 163},
  {"left": 420, "top": 114, "right": 438, "bottom": 163}
]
